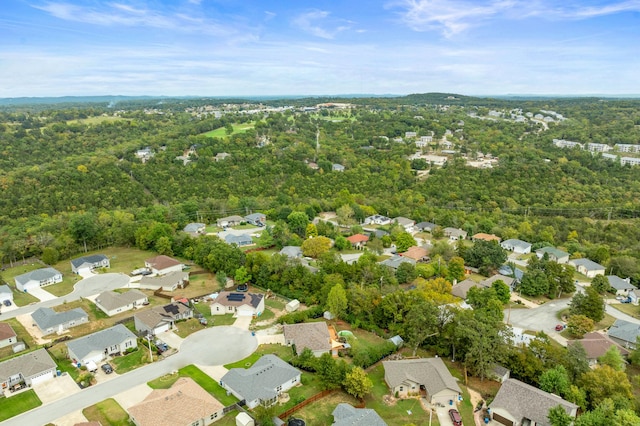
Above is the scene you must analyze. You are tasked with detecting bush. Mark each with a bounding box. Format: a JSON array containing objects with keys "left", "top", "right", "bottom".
[{"left": 278, "top": 305, "right": 324, "bottom": 324}]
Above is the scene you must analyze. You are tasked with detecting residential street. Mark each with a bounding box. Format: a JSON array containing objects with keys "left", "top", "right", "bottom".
[{"left": 2, "top": 325, "right": 257, "bottom": 426}]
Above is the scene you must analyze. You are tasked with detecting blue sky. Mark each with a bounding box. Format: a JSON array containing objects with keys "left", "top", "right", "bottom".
[{"left": 2, "top": 0, "right": 639, "bottom": 97}]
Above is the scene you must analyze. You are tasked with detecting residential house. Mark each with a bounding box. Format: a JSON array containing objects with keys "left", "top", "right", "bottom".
[
  {"left": 586, "top": 143, "right": 612, "bottom": 152},
  {"left": 472, "top": 233, "right": 501, "bottom": 243},
  {"left": 183, "top": 223, "right": 206, "bottom": 236},
  {"left": 607, "top": 275, "right": 637, "bottom": 296},
  {"left": 0, "top": 323, "right": 17, "bottom": 349},
  {"left": 629, "top": 289, "right": 640, "bottom": 306},
  {"left": 245, "top": 213, "right": 266, "bottom": 226},
  {"left": 346, "top": 234, "right": 369, "bottom": 249},
  {"left": 401, "top": 246, "right": 428, "bottom": 262},
  {"left": 608, "top": 319, "right": 640, "bottom": 350},
  {"left": 364, "top": 214, "right": 391, "bottom": 225},
  {"left": 220, "top": 354, "right": 301, "bottom": 408},
  {"left": 0, "top": 348, "right": 57, "bottom": 390},
  {"left": 444, "top": 228, "right": 467, "bottom": 241},
  {"left": 139, "top": 271, "right": 189, "bottom": 292},
  {"left": 94, "top": 289, "right": 148, "bottom": 317},
  {"left": 128, "top": 377, "right": 225, "bottom": 426},
  {"left": 489, "top": 379, "right": 578, "bottom": 426},
  {"left": 14, "top": 267, "right": 63, "bottom": 292},
  {"left": 379, "top": 255, "right": 416, "bottom": 270},
  {"left": 216, "top": 215, "right": 244, "bottom": 227},
  {"left": 382, "top": 358, "right": 461, "bottom": 404},
  {"left": 491, "top": 365, "right": 511, "bottom": 383},
  {"left": 31, "top": 307, "right": 88, "bottom": 336},
  {"left": 144, "top": 255, "right": 184, "bottom": 276},
  {"left": 332, "top": 163, "right": 345, "bottom": 172},
  {"left": 0, "top": 284, "right": 13, "bottom": 304},
  {"left": 214, "top": 152, "right": 230, "bottom": 162},
  {"left": 368, "top": 229, "right": 389, "bottom": 239},
  {"left": 405, "top": 131, "right": 417, "bottom": 138},
  {"left": 67, "top": 324, "right": 138, "bottom": 365},
  {"left": 210, "top": 292, "right": 265, "bottom": 317},
  {"left": 569, "top": 258, "right": 606, "bottom": 278},
  {"left": 500, "top": 239, "right": 532, "bottom": 255},
  {"left": 480, "top": 274, "right": 515, "bottom": 290},
  {"left": 615, "top": 143, "right": 640, "bottom": 153},
  {"left": 134, "top": 301, "right": 193, "bottom": 336},
  {"left": 498, "top": 264, "right": 524, "bottom": 284},
  {"left": 135, "top": 147, "right": 154, "bottom": 162},
  {"left": 224, "top": 234, "right": 254, "bottom": 247},
  {"left": 451, "top": 279, "right": 481, "bottom": 300},
  {"left": 535, "top": 247, "right": 570, "bottom": 264},
  {"left": 70, "top": 254, "right": 110, "bottom": 274},
  {"left": 332, "top": 404, "right": 387, "bottom": 426},
  {"left": 569, "top": 332, "right": 630, "bottom": 367},
  {"left": 393, "top": 217, "right": 415, "bottom": 233},
  {"left": 415, "top": 222, "right": 436, "bottom": 232},
  {"left": 283, "top": 322, "right": 331, "bottom": 357},
  {"left": 279, "top": 246, "right": 303, "bottom": 259}
]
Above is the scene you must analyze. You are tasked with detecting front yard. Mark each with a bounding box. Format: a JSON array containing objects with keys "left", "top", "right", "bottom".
[
  {"left": 0, "top": 318, "right": 37, "bottom": 360},
  {"left": 111, "top": 346, "right": 154, "bottom": 374},
  {"left": 83, "top": 398, "right": 132, "bottom": 426},
  {"left": 0, "top": 390, "right": 42, "bottom": 422},
  {"left": 147, "top": 365, "right": 239, "bottom": 406},
  {"left": 611, "top": 302, "right": 640, "bottom": 319},
  {"left": 224, "top": 344, "right": 294, "bottom": 369}
]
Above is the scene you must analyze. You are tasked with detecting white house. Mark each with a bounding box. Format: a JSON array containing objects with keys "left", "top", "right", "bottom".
[
  {"left": 500, "top": 239, "right": 532, "bottom": 255},
  {"left": 364, "top": 214, "right": 391, "bottom": 225},
  {"left": 607, "top": 275, "right": 637, "bottom": 296},
  {"left": 94, "top": 289, "right": 148, "bottom": 316},
  {"left": 0, "top": 323, "right": 17, "bottom": 349},
  {"left": 0, "top": 285, "right": 13, "bottom": 304},
  {"left": 139, "top": 271, "right": 189, "bottom": 292},
  {"left": 70, "top": 254, "right": 110, "bottom": 274},
  {"left": 66, "top": 324, "right": 138, "bottom": 365},
  {"left": 393, "top": 217, "right": 415, "bottom": 233},
  {"left": 210, "top": 292, "right": 265, "bottom": 317},
  {"left": 0, "top": 348, "right": 57, "bottom": 390},
  {"left": 31, "top": 307, "right": 89, "bottom": 336},
  {"left": 14, "top": 267, "right": 62, "bottom": 292},
  {"left": 569, "top": 258, "right": 606, "bottom": 278}
]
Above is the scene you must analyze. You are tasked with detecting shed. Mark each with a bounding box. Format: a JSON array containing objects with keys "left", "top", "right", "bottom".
[
  {"left": 388, "top": 335, "right": 404, "bottom": 347},
  {"left": 286, "top": 299, "right": 300, "bottom": 312},
  {"left": 236, "top": 412, "right": 255, "bottom": 426},
  {"left": 324, "top": 311, "right": 335, "bottom": 320}
]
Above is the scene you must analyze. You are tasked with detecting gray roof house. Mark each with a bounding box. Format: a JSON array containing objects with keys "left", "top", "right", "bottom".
[
  {"left": 0, "top": 348, "right": 57, "bottom": 389},
  {"left": 0, "top": 284, "right": 13, "bottom": 302},
  {"left": 607, "top": 319, "right": 640, "bottom": 349},
  {"left": 444, "top": 227, "right": 467, "bottom": 240},
  {"left": 489, "top": 379, "right": 578, "bottom": 426},
  {"left": 332, "top": 163, "right": 345, "bottom": 172},
  {"left": 70, "top": 254, "right": 110, "bottom": 274},
  {"left": 480, "top": 274, "right": 515, "bottom": 289},
  {"left": 14, "top": 267, "right": 63, "bottom": 292},
  {"left": 379, "top": 255, "right": 416, "bottom": 270},
  {"left": 451, "top": 278, "right": 482, "bottom": 299},
  {"left": 67, "top": 324, "right": 138, "bottom": 365},
  {"left": 607, "top": 275, "right": 637, "bottom": 296},
  {"left": 217, "top": 215, "right": 244, "bottom": 227},
  {"left": 139, "top": 271, "right": 189, "bottom": 292},
  {"left": 220, "top": 355, "right": 301, "bottom": 409},
  {"left": 31, "top": 307, "right": 89, "bottom": 336},
  {"left": 393, "top": 217, "right": 415, "bottom": 232},
  {"left": 498, "top": 264, "right": 524, "bottom": 283},
  {"left": 500, "top": 239, "right": 532, "bottom": 255},
  {"left": 383, "top": 358, "right": 461, "bottom": 404},
  {"left": 245, "top": 213, "right": 266, "bottom": 226},
  {"left": 280, "top": 246, "right": 303, "bottom": 259},
  {"left": 415, "top": 222, "right": 436, "bottom": 232},
  {"left": 535, "top": 247, "right": 570, "bottom": 264},
  {"left": 283, "top": 322, "right": 331, "bottom": 357},
  {"left": 569, "top": 258, "right": 606, "bottom": 278},
  {"left": 183, "top": 222, "right": 206, "bottom": 235},
  {"left": 94, "top": 289, "right": 148, "bottom": 316},
  {"left": 332, "top": 403, "right": 387, "bottom": 426},
  {"left": 224, "top": 234, "right": 254, "bottom": 247}
]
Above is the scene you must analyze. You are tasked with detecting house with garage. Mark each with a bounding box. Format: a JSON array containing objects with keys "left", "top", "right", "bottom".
[
  {"left": 183, "top": 223, "right": 206, "bottom": 236},
  {"left": 0, "top": 284, "right": 13, "bottom": 304},
  {"left": 245, "top": 212, "right": 267, "bottom": 226},
  {"left": 14, "top": 267, "right": 62, "bottom": 292},
  {"left": 629, "top": 289, "right": 640, "bottom": 305},
  {"left": 210, "top": 292, "right": 265, "bottom": 317},
  {"left": 472, "top": 233, "right": 501, "bottom": 243},
  {"left": 364, "top": 214, "right": 391, "bottom": 226},
  {"left": 489, "top": 378, "right": 578, "bottom": 426},
  {"left": 283, "top": 322, "right": 331, "bottom": 357},
  {"left": 224, "top": 234, "right": 254, "bottom": 247},
  {"left": 144, "top": 255, "right": 184, "bottom": 276},
  {"left": 382, "top": 357, "right": 461, "bottom": 404},
  {"left": 0, "top": 348, "right": 57, "bottom": 391},
  {"left": 332, "top": 403, "right": 387, "bottom": 426},
  {"left": 480, "top": 274, "right": 515, "bottom": 290},
  {"left": 139, "top": 271, "right": 189, "bottom": 292},
  {"left": 444, "top": 227, "right": 467, "bottom": 241},
  {"left": 220, "top": 354, "right": 301, "bottom": 409},
  {"left": 379, "top": 255, "right": 416, "bottom": 270},
  {"left": 216, "top": 215, "right": 244, "bottom": 228},
  {"left": 569, "top": 332, "right": 630, "bottom": 367},
  {"left": 0, "top": 323, "right": 17, "bottom": 349},
  {"left": 569, "top": 258, "right": 606, "bottom": 278},
  {"left": 128, "top": 377, "right": 225, "bottom": 426},
  {"left": 70, "top": 254, "right": 110, "bottom": 274},
  {"left": 535, "top": 247, "right": 570, "bottom": 264},
  {"left": 279, "top": 246, "right": 303, "bottom": 259},
  {"left": 607, "top": 319, "right": 640, "bottom": 350},
  {"left": 95, "top": 289, "right": 148, "bottom": 316},
  {"left": 401, "top": 246, "right": 428, "bottom": 262},
  {"left": 67, "top": 324, "right": 138, "bottom": 365},
  {"left": 393, "top": 217, "right": 416, "bottom": 233},
  {"left": 606, "top": 275, "right": 637, "bottom": 296},
  {"left": 346, "top": 234, "right": 369, "bottom": 249},
  {"left": 134, "top": 301, "right": 193, "bottom": 336},
  {"left": 416, "top": 222, "right": 436, "bottom": 232},
  {"left": 500, "top": 239, "right": 532, "bottom": 255},
  {"left": 31, "top": 307, "right": 89, "bottom": 336}
]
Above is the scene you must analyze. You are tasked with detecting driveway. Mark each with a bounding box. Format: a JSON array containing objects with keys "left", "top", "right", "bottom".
[
  {"left": 113, "top": 383, "right": 153, "bottom": 410},
  {"left": 15, "top": 314, "right": 51, "bottom": 345},
  {"left": 26, "top": 286, "right": 57, "bottom": 302},
  {"left": 232, "top": 315, "right": 253, "bottom": 330},
  {"left": 33, "top": 374, "right": 80, "bottom": 404},
  {"left": 158, "top": 330, "right": 185, "bottom": 350}
]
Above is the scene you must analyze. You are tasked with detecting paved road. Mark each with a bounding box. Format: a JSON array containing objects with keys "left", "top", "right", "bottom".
[
  {"left": 2, "top": 326, "right": 258, "bottom": 426},
  {"left": 1, "top": 273, "right": 129, "bottom": 321},
  {"left": 505, "top": 298, "right": 572, "bottom": 334}
]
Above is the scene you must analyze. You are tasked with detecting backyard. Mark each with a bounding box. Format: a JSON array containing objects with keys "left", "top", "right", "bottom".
[
  {"left": 1, "top": 262, "right": 45, "bottom": 306},
  {"left": 0, "top": 318, "right": 37, "bottom": 359},
  {"left": 0, "top": 390, "right": 42, "bottom": 422},
  {"left": 83, "top": 398, "right": 132, "bottom": 426}
]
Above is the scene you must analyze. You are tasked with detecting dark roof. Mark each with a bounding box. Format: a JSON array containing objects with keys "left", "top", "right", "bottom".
[
  {"left": 14, "top": 267, "right": 61, "bottom": 286},
  {"left": 332, "top": 404, "right": 387, "bottom": 426},
  {"left": 570, "top": 332, "right": 630, "bottom": 359},
  {"left": 70, "top": 254, "right": 108, "bottom": 268},
  {"left": 607, "top": 319, "right": 640, "bottom": 344}
]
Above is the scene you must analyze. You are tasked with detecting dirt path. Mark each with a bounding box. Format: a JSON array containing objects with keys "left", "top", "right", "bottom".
[{"left": 467, "top": 387, "right": 483, "bottom": 426}]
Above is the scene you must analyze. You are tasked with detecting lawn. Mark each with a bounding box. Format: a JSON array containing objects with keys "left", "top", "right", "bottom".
[
  {"left": 0, "top": 318, "right": 37, "bottom": 360},
  {"left": 48, "top": 344, "right": 81, "bottom": 381},
  {"left": 0, "top": 389, "right": 42, "bottom": 421},
  {"left": 193, "top": 302, "right": 236, "bottom": 327},
  {"left": 83, "top": 398, "right": 132, "bottom": 426},
  {"left": 1, "top": 262, "right": 44, "bottom": 306},
  {"left": 148, "top": 365, "right": 239, "bottom": 406},
  {"left": 202, "top": 122, "right": 255, "bottom": 138},
  {"left": 224, "top": 344, "right": 294, "bottom": 369},
  {"left": 293, "top": 391, "right": 359, "bottom": 426},
  {"left": 174, "top": 318, "right": 208, "bottom": 338},
  {"left": 111, "top": 347, "right": 154, "bottom": 374},
  {"left": 611, "top": 302, "right": 640, "bottom": 319},
  {"left": 265, "top": 298, "right": 286, "bottom": 310}
]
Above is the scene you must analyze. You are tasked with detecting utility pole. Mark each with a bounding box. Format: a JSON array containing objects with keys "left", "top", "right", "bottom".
[{"left": 146, "top": 334, "right": 153, "bottom": 361}]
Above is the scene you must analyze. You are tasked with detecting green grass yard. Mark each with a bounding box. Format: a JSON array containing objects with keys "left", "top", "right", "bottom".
[
  {"left": 1, "top": 262, "right": 44, "bottom": 306},
  {"left": 147, "top": 365, "right": 239, "bottom": 406},
  {"left": 111, "top": 347, "right": 154, "bottom": 374},
  {"left": 203, "top": 123, "right": 255, "bottom": 138},
  {"left": 82, "top": 398, "right": 132, "bottom": 426},
  {"left": 610, "top": 302, "right": 640, "bottom": 319},
  {"left": 224, "top": 344, "right": 294, "bottom": 369},
  {"left": 0, "top": 390, "right": 42, "bottom": 422}
]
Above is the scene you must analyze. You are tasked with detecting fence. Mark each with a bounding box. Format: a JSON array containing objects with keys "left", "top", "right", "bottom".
[{"left": 278, "top": 389, "right": 336, "bottom": 420}]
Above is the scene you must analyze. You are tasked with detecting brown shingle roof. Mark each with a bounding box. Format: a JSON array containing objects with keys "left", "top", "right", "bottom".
[
  {"left": 0, "top": 323, "right": 17, "bottom": 341},
  {"left": 283, "top": 322, "right": 331, "bottom": 355},
  {"left": 401, "top": 246, "right": 428, "bottom": 261},
  {"left": 570, "top": 332, "right": 630, "bottom": 359},
  {"left": 383, "top": 358, "right": 461, "bottom": 396},
  {"left": 472, "top": 233, "right": 501, "bottom": 242},
  {"left": 145, "top": 255, "right": 182, "bottom": 271},
  {"left": 128, "top": 377, "right": 224, "bottom": 426}
]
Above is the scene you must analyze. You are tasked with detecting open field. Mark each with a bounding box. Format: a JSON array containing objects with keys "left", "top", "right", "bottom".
[
  {"left": 68, "top": 116, "right": 126, "bottom": 125},
  {"left": 83, "top": 398, "right": 132, "bottom": 426},
  {"left": 0, "top": 389, "right": 42, "bottom": 422},
  {"left": 203, "top": 122, "right": 255, "bottom": 138}
]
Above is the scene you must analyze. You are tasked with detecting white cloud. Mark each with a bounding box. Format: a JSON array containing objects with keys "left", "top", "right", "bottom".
[{"left": 291, "top": 9, "right": 351, "bottom": 39}]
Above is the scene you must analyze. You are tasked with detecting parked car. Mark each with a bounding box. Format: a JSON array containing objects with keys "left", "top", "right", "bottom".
[
  {"left": 236, "top": 284, "right": 248, "bottom": 292},
  {"left": 449, "top": 409, "right": 462, "bottom": 426},
  {"left": 621, "top": 297, "right": 632, "bottom": 304},
  {"left": 101, "top": 363, "right": 113, "bottom": 374},
  {"left": 555, "top": 324, "right": 565, "bottom": 331},
  {"left": 2, "top": 300, "right": 10, "bottom": 307},
  {"left": 156, "top": 341, "right": 168, "bottom": 353}
]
